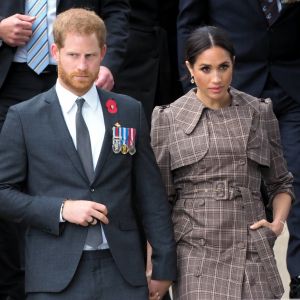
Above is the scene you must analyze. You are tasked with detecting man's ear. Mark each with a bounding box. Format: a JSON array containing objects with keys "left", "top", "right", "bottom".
[
  {"left": 51, "top": 43, "right": 59, "bottom": 62},
  {"left": 100, "top": 44, "right": 107, "bottom": 61}
]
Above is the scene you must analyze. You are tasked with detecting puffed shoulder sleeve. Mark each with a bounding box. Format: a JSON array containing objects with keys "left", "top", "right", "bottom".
[
  {"left": 151, "top": 106, "right": 176, "bottom": 203},
  {"left": 260, "top": 99, "right": 295, "bottom": 203}
]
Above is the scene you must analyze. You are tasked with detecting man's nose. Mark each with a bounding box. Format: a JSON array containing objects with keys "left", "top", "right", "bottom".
[{"left": 78, "top": 57, "right": 88, "bottom": 70}]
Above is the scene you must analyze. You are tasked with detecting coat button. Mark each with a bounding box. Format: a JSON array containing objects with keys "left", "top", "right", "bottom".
[
  {"left": 198, "top": 199, "right": 205, "bottom": 206},
  {"left": 237, "top": 242, "right": 245, "bottom": 249},
  {"left": 199, "top": 238, "right": 206, "bottom": 246},
  {"left": 238, "top": 159, "right": 246, "bottom": 165}
]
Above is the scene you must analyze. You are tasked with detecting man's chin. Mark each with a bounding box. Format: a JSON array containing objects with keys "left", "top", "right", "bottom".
[{"left": 71, "top": 82, "right": 94, "bottom": 95}]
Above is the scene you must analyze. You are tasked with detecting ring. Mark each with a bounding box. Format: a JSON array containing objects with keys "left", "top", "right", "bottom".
[{"left": 88, "top": 217, "right": 95, "bottom": 225}]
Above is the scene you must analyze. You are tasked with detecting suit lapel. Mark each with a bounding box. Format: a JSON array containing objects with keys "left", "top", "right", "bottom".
[
  {"left": 94, "top": 89, "right": 120, "bottom": 177},
  {"left": 45, "top": 88, "right": 89, "bottom": 183}
]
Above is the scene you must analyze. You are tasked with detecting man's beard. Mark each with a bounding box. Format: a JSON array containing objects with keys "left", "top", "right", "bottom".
[{"left": 57, "top": 63, "right": 99, "bottom": 95}]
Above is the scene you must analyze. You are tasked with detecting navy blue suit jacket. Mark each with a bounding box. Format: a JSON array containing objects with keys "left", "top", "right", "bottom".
[{"left": 0, "top": 87, "right": 177, "bottom": 292}]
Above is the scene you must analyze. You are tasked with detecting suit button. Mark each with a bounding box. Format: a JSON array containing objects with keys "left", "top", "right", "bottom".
[{"left": 90, "top": 188, "right": 95, "bottom": 192}]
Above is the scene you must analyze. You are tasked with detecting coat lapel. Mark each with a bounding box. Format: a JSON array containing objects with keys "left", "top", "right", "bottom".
[
  {"left": 94, "top": 89, "right": 120, "bottom": 178},
  {"left": 174, "top": 89, "right": 206, "bottom": 135},
  {"left": 45, "top": 88, "right": 88, "bottom": 183}
]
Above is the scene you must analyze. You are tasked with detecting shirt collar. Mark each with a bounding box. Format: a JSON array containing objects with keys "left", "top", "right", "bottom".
[{"left": 55, "top": 80, "right": 99, "bottom": 114}]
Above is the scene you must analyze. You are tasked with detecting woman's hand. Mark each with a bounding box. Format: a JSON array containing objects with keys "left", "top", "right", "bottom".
[{"left": 250, "top": 218, "right": 285, "bottom": 236}]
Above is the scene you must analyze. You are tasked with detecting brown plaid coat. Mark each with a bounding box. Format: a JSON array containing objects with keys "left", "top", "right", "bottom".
[{"left": 151, "top": 88, "right": 294, "bottom": 299}]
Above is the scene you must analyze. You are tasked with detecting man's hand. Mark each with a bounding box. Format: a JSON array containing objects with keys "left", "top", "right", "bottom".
[
  {"left": 148, "top": 279, "right": 172, "bottom": 300},
  {"left": 0, "top": 14, "right": 35, "bottom": 47},
  {"left": 62, "top": 200, "right": 109, "bottom": 226},
  {"left": 95, "top": 66, "right": 114, "bottom": 91}
]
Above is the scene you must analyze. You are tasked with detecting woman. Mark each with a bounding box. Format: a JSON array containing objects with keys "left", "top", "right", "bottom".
[{"left": 151, "top": 26, "right": 294, "bottom": 299}]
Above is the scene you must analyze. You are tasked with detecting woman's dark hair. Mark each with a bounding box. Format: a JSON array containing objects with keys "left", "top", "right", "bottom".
[{"left": 185, "top": 26, "right": 235, "bottom": 66}]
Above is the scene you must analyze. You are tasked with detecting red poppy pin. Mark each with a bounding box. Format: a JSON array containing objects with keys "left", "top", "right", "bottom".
[{"left": 106, "top": 99, "right": 118, "bottom": 114}]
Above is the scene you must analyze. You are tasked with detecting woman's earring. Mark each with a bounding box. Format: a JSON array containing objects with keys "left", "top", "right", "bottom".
[{"left": 190, "top": 76, "right": 195, "bottom": 84}]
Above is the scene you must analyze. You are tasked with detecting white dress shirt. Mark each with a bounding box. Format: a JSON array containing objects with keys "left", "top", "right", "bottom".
[{"left": 56, "top": 80, "right": 108, "bottom": 249}]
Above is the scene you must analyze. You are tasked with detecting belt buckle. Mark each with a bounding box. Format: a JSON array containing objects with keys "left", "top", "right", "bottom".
[{"left": 213, "top": 180, "right": 228, "bottom": 200}]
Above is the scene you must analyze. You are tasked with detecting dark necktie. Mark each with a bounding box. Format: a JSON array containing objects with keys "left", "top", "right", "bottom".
[
  {"left": 76, "top": 98, "right": 94, "bottom": 182},
  {"left": 76, "top": 98, "right": 103, "bottom": 248},
  {"left": 260, "top": 0, "right": 279, "bottom": 25}
]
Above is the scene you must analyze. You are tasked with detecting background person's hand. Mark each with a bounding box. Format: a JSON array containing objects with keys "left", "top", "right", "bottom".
[
  {"left": 95, "top": 66, "right": 114, "bottom": 90},
  {"left": 0, "top": 14, "right": 35, "bottom": 47}
]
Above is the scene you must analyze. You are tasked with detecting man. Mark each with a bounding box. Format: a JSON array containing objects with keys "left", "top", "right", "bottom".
[
  {"left": 0, "top": 8, "right": 176, "bottom": 299},
  {"left": 0, "top": 1, "right": 129, "bottom": 299},
  {"left": 177, "top": 1, "right": 300, "bottom": 297}
]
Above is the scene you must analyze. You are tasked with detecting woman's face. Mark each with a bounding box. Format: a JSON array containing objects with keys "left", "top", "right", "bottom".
[{"left": 186, "top": 46, "right": 233, "bottom": 105}]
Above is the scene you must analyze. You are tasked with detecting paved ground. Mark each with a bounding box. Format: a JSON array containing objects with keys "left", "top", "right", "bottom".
[{"left": 274, "top": 224, "right": 291, "bottom": 299}]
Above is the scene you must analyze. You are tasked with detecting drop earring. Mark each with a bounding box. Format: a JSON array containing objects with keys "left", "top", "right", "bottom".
[{"left": 190, "top": 76, "right": 195, "bottom": 84}]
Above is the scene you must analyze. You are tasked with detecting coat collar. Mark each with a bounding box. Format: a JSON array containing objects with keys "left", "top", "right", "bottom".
[{"left": 174, "top": 87, "right": 241, "bottom": 135}]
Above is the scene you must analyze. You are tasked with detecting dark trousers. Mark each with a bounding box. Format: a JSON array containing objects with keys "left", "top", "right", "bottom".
[
  {"left": 0, "top": 63, "right": 57, "bottom": 300},
  {"left": 261, "top": 76, "right": 300, "bottom": 279},
  {"left": 0, "top": 222, "right": 24, "bottom": 300},
  {"left": 26, "top": 250, "right": 148, "bottom": 300}
]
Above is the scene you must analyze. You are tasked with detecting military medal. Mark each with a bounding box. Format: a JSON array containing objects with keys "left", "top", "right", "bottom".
[
  {"left": 121, "top": 127, "right": 129, "bottom": 154},
  {"left": 128, "top": 128, "right": 136, "bottom": 155},
  {"left": 112, "top": 123, "right": 136, "bottom": 155},
  {"left": 112, "top": 123, "right": 121, "bottom": 154}
]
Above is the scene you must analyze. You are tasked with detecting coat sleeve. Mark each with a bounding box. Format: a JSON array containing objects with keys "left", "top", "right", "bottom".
[
  {"left": 0, "top": 106, "right": 63, "bottom": 236},
  {"left": 260, "top": 99, "right": 295, "bottom": 204},
  {"left": 100, "top": 0, "right": 130, "bottom": 76},
  {"left": 151, "top": 106, "right": 176, "bottom": 204}
]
